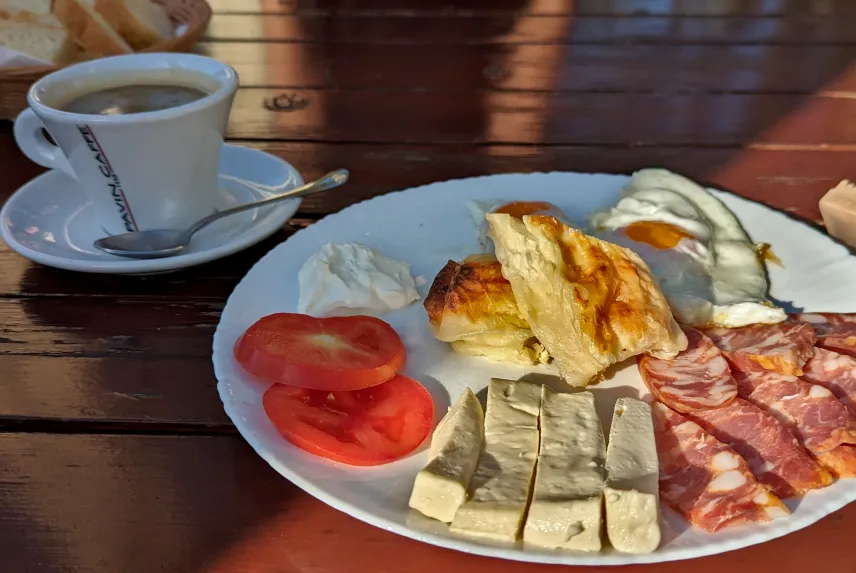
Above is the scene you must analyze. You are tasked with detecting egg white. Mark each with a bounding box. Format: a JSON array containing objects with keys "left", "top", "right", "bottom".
[{"left": 589, "top": 169, "right": 785, "bottom": 328}]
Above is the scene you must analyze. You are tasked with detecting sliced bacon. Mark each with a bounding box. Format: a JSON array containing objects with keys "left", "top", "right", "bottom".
[
  {"left": 704, "top": 323, "right": 816, "bottom": 376},
  {"left": 687, "top": 398, "right": 832, "bottom": 498},
  {"left": 639, "top": 327, "right": 737, "bottom": 413},
  {"left": 801, "top": 348, "right": 856, "bottom": 415},
  {"left": 651, "top": 402, "right": 789, "bottom": 533},
  {"left": 729, "top": 365, "right": 856, "bottom": 477},
  {"left": 793, "top": 313, "right": 856, "bottom": 359}
]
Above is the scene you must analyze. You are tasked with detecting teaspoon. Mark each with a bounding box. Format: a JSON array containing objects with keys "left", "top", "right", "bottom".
[{"left": 94, "top": 169, "right": 349, "bottom": 259}]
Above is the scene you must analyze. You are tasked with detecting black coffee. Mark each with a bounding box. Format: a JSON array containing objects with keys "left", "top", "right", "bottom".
[{"left": 61, "top": 84, "right": 208, "bottom": 115}]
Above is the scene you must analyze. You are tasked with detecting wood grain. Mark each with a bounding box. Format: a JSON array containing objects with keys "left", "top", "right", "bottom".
[
  {"left": 206, "top": 13, "right": 856, "bottom": 45},
  {"left": 0, "top": 297, "right": 221, "bottom": 357},
  {"left": 226, "top": 89, "right": 856, "bottom": 146},
  {"left": 208, "top": 0, "right": 856, "bottom": 17},
  {"left": 0, "top": 355, "right": 229, "bottom": 425},
  {"left": 197, "top": 41, "right": 856, "bottom": 93},
  {"left": 1, "top": 433, "right": 854, "bottom": 573}
]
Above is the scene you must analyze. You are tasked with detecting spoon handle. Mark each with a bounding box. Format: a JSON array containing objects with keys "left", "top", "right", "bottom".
[{"left": 184, "top": 169, "right": 349, "bottom": 238}]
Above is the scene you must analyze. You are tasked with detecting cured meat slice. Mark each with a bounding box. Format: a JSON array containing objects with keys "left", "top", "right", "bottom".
[
  {"left": 793, "top": 313, "right": 856, "bottom": 359},
  {"left": 688, "top": 398, "right": 833, "bottom": 497},
  {"left": 639, "top": 327, "right": 737, "bottom": 413},
  {"left": 704, "top": 323, "right": 816, "bottom": 376},
  {"left": 814, "top": 446, "right": 856, "bottom": 479},
  {"left": 651, "top": 402, "right": 789, "bottom": 532},
  {"left": 733, "top": 370, "right": 856, "bottom": 455},
  {"left": 801, "top": 348, "right": 856, "bottom": 414}
]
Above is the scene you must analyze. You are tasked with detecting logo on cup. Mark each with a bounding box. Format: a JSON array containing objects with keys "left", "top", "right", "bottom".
[{"left": 77, "top": 125, "right": 139, "bottom": 233}]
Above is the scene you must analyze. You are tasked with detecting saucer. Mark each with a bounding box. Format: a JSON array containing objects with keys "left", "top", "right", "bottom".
[{"left": 0, "top": 144, "right": 303, "bottom": 274}]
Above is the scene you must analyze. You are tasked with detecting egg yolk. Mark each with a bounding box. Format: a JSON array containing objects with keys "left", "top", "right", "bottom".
[
  {"left": 624, "top": 221, "right": 695, "bottom": 249},
  {"left": 493, "top": 201, "right": 562, "bottom": 219}
]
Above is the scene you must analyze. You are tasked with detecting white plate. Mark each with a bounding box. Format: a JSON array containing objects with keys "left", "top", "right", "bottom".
[
  {"left": 212, "top": 172, "right": 856, "bottom": 565},
  {"left": 0, "top": 144, "right": 302, "bottom": 274}
]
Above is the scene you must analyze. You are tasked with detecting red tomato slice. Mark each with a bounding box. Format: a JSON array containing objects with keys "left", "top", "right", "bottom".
[
  {"left": 263, "top": 374, "right": 434, "bottom": 466},
  {"left": 235, "top": 313, "right": 406, "bottom": 391}
]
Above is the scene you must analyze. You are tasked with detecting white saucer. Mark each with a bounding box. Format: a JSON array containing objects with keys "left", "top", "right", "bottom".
[{"left": 0, "top": 144, "right": 303, "bottom": 275}]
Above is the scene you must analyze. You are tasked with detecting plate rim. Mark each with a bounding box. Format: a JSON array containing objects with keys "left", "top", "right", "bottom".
[
  {"left": 212, "top": 171, "right": 856, "bottom": 565},
  {"left": 0, "top": 144, "right": 303, "bottom": 274}
]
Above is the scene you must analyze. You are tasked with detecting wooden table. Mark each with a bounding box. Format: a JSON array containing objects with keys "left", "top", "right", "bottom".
[{"left": 2, "top": 1, "right": 856, "bottom": 571}]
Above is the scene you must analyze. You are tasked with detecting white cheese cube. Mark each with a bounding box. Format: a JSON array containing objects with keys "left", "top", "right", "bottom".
[
  {"left": 523, "top": 388, "right": 606, "bottom": 551},
  {"left": 604, "top": 397, "right": 661, "bottom": 554},
  {"left": 409, "top": 388, "right": 485, "bottom": 523},
  {"left": 449, "top": 378, "right": 541, "bottom": 541}
]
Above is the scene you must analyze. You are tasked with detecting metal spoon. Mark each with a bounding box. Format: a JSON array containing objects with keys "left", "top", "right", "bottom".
[{"left": 94, "top": 169, "right": 349, "bottom": 259}]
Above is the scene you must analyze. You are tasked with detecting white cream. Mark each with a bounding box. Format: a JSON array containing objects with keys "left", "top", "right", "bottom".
[
  {"left": 603, "top": 398, "right": 661, "bottom": 554},
  {"left": 589, "top": 169, "right": 786, "bottom": 328},
  {"left": 297, "top": 242, "right": 420, "bottom": 317},
  {"left": 409, "top": 388, "right": 485, "bottom": 523},
  {"left": 450, "top": 379, "right": 541, "bottom": 542},
  {"left": 523, "top": 389, "right": 606, "bottom": 552}
]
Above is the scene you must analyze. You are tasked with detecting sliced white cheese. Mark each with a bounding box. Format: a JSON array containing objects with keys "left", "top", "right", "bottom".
[
  {"left": 409, "top": 388, "right": 485, "bottom": 523},
  {"left": 604, "top": 397, "right": 661, "bottom": 554},
  {"left": 450, "top": 378, "right": 541, "bottom": 541},
  {"left": 523, "top": 388, "right": 606, "bottom": 551}
]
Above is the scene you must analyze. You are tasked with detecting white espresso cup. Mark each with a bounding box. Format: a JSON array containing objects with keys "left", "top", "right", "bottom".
[{"left": 14, "top": 53, "right": 239, "bottom": 235}]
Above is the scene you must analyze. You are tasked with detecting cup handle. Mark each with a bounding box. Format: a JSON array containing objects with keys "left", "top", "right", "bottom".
[{"left": 13, "top": 108, "right": 77, "bottom": 179}]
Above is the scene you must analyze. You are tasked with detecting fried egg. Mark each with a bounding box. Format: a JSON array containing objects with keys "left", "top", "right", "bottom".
[
  {"left": 589, "top": 169, "right": 785, "bottom": 328},
  {"left": 467, "top": 200, "right": 566, "bottom": 251}
]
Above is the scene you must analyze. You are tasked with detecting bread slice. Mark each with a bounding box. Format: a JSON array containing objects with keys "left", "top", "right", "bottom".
[
  {"left": 94, "top": 0, "right": 173, "bottom": 50},
  {"left": 0, "top": 0, "right": 54, "bottom": 17},
  {"left": 0, "top": 16, "right": 79, "bottom": 64},
  {"left": 53, "top": 0, "right": 133, "bottom": 56}
]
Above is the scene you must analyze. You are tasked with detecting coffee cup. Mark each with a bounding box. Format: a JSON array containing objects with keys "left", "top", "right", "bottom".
[{"left": 13, "top": 53, "right": 239, "bottom": 235}]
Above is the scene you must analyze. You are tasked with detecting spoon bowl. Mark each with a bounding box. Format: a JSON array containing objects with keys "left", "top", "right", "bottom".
[
  {"left": 96, "top": 230, "right": 190, "bottom": 259},
  {"left": 94, "top": 169, "right": 349, "bottom": 259}
]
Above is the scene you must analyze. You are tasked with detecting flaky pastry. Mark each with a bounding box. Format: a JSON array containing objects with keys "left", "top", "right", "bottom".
[
  {"left": 487, "top": 213, "right": 687, "bottom": 386},
  {"left": 423, "top": 254, "right": 550, "bottom": 365}
]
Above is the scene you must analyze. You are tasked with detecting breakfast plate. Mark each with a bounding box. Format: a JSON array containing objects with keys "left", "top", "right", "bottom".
[
  {"left": 0, "top": 144, "right": 302, "bottom": 274},
  {"left": 212, "top": 171, "right": 856, "bottom": 564}
]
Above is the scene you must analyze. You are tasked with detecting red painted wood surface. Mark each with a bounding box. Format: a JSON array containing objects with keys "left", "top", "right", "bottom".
[{"left": 1, "top": 2, "right": 855, "bottom": 571}]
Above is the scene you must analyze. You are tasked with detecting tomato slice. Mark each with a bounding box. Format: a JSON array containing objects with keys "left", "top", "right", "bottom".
[
  {"left": 263, "top": 374, "right": 434, "bottom": 466},
  {"left": 235, "top": 313, "right": 406, "bottom": 391}
]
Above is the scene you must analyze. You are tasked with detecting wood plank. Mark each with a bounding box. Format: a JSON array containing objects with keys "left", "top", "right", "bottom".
[
  {"left": 0, "top": 355, "right": 229, "bottom": 425},
  {"left": 1, "top": 432, "right": 855, "bottom": 573},
  {"left": 225, "top": 89, "right": 856, "bottom": 146},
  {"left": 0, "top": 297, "right": 221, "bottom": 357},
  {"left": 0, "top": 133, "right": 848, "bottom": 425},
  {"left": 198, "top": 41, "right": 856, "bottom": 93},
  {"left": 208, "top": 0, "right": 856, "bottom": 17},
  {"left": 0, "top": 131, "right": 844, "bottom": 303},
  {"left": 206, "top": 13, "right": 856, "bottom": 45}
]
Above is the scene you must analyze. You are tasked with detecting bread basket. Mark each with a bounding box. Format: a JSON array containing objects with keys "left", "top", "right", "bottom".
[{"left": 0, "top": 0, "right": 212, "bottom": 120}]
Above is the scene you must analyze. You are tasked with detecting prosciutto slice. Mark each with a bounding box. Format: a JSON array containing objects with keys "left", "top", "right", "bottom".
[
  {"left": 704, "top": 323, "right": 816, "bottom": 376},
  {"left": 794, "top": 313, "right": 856, "bottom": 359},
  {"left": 651, "top": 402, "right": 789, "bottom": 532},
  {"left": 688, "top": 398, "right": 832, "bottom": 498},
  {"left": 732, "top": 369, "right": 856, "bottom": 478},
  {"left": 801, "top": 348, "right": 856, "bottom": 415},
  {"left": 639, "top": 327, "right": 737, "bottom": 413}
]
